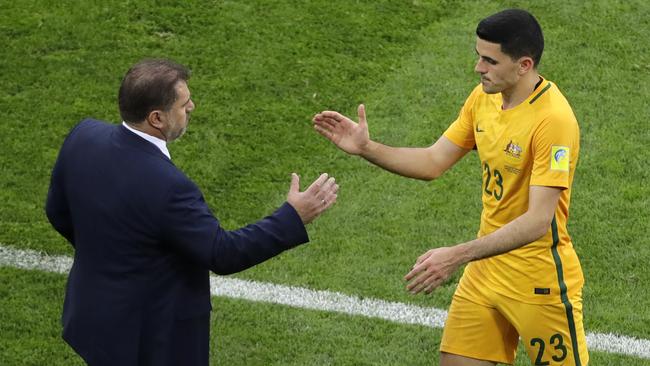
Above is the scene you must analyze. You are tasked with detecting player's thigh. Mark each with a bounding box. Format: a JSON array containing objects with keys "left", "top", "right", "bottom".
[
  {"left": 441, "top": 293, "right": 519, "bottom": 365},
  {"left": 440, "top": 352, "right": 497, "bottom": 366},
  {"left": 507, "top": 294, "right": 589, "bottom": 366}
]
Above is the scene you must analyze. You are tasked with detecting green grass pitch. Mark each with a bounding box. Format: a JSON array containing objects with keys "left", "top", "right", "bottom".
[{"left": 1, "top": 0, "right": 648, "bottom": 365}]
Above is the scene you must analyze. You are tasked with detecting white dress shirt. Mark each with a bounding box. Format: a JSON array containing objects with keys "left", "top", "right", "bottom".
[{"left": 122, "top": 121, "right": 171, "bottom": 160}]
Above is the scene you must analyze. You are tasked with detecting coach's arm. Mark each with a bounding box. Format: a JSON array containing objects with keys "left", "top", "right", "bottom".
[{"left": 45, "top": 151, "right": 75, "bottom": 246}]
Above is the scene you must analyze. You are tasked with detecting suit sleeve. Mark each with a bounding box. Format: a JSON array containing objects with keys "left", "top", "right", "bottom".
[
  {"left": 161, "top": 177, "right": 309, "bottom": 274},
  {"left": 45, "top": 122, "right": 89, "bottom": 246},
  {"left": 45, "top": 156, "right": 75, "bottom": 245}
]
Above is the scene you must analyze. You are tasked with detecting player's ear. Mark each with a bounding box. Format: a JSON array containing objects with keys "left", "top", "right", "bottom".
[{"left": 518, "top": 56, "right": 534, "bottom": 74}]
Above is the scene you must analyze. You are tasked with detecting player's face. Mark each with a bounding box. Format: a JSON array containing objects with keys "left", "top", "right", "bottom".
[
  {"left": 161, "top": 81, "right": 195, "bottom": 142},
  {"left": 474, "top": 37, "right": 521, "bottom": 94}
]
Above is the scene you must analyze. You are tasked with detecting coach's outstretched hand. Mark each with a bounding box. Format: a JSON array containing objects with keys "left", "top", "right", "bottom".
[
  {"left": 287, "top": 173, "right": 338, "bottom": 225},
  {"left": 313, "top": 104, "right": 370, "bottom": 156}
]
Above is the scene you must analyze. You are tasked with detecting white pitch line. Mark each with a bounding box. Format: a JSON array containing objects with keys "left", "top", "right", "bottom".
[
  {"left": 1, "top": 244, "right": 649, "bottom": 360},
  {"left": 210, "top": 276, "right": 447, "bottom": 328}
]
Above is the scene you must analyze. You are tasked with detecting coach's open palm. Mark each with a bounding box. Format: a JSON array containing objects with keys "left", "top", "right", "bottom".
[
  {"left": 312, "top": 104, "right": 369, "bottom": 156},
  {"left": 286, "top": 173, "right": 338, "bottom": 225}
]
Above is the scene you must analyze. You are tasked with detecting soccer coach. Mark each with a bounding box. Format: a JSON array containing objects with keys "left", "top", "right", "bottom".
[{"left": 45, "top": 59, "right": 339, "bottom": 365}]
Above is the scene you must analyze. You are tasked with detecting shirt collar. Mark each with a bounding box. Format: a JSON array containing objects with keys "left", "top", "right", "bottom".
[{"left": 122, "top": 121, "right": 171, "bottom": 159}]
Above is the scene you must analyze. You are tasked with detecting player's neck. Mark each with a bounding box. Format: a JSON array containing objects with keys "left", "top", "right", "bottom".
[{"left": 501, "top": 72, "right": 541, "bottom": 110}]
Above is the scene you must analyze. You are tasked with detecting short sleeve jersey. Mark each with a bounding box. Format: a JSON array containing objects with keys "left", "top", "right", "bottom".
[{"left": 443, "top": 78, "right": 583, "bottom": 304}]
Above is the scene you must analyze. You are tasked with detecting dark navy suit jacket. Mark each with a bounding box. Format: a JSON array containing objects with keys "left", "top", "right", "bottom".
[{"left": 45, "top": 119, "right": 309, "bottom": 365}]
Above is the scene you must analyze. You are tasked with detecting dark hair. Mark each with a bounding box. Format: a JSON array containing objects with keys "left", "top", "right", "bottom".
[
  {"left": 118, "top": 59, "right": 190, "bottom": 123},
  {"left": 476, "top": 9, "right": 544, "bottom": 67}
]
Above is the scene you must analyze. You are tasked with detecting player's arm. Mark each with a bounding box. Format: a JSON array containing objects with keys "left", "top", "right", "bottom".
[
  {"left": 361, "top": 135, "right": 469, "bottom": 180},
  {"left": 405, "top": 185, "right": 562, "bottom": 294},
  {"left": 313, "top": 104, "right": 470, "bottom": 180}
]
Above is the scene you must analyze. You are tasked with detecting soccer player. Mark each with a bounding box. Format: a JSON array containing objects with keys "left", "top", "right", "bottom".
[{"left": 312, "top": 9, "right": 588, "bottom": 366}]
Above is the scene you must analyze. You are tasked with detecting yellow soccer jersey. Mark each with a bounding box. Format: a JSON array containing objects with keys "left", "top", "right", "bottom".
[{"left": 444, "top": 77, "right": 583, "bottom": 304}]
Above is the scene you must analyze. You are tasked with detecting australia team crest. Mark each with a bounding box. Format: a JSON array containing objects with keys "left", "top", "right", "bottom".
[{"left": 503, "top": 140, "right": 523, "bottom": 159}]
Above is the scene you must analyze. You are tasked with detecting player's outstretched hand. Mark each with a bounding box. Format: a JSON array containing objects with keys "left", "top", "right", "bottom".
[
  {"left": 313, "top": 104, "right": 370, "bottom": 156},
  {"left": 287, "top": 173, "right": 338, "bottom": 225},
  {"left": 404, "top": 246, "right": 461, "bottom": 295}
]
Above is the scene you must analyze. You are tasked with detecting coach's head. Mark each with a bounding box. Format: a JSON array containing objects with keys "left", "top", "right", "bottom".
[{"left": 119, "top": 59, "right": 195, "bottom": 142}]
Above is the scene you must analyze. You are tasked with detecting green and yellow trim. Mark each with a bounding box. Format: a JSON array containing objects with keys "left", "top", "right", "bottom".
[
  {"left": 529, "top": 82, "right": 552, "bottom": 104},
  {"left": 551, "top": 216, "right": 582, "bottom": 366}
]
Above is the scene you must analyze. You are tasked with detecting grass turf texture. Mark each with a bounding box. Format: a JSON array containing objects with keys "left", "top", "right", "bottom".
[
  {"left": 1, "top": 267, "right": 647, "bottom": 365},
  {"left": 1, "top": 0, "right": 649, "bottom": 364}
]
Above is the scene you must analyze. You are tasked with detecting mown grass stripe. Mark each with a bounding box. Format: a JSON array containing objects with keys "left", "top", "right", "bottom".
[{"left": 1, "top": 244, "right": 649, "bottom": 360}]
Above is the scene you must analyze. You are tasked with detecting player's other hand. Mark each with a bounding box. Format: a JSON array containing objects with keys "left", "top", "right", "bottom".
[
  {"left": 404, "top": 246, "right": 461, "bottom": 295},
  {"left": 286, "top": 173, "right": 338, "bottom": 225},
  {"left": 312, "top": 104, "right": 370, "bottom": 156}
]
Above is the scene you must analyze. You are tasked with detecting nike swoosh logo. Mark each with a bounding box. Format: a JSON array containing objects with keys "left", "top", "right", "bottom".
[{"left": 476, "top": 125, "right": 485, "bottom": 132}]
